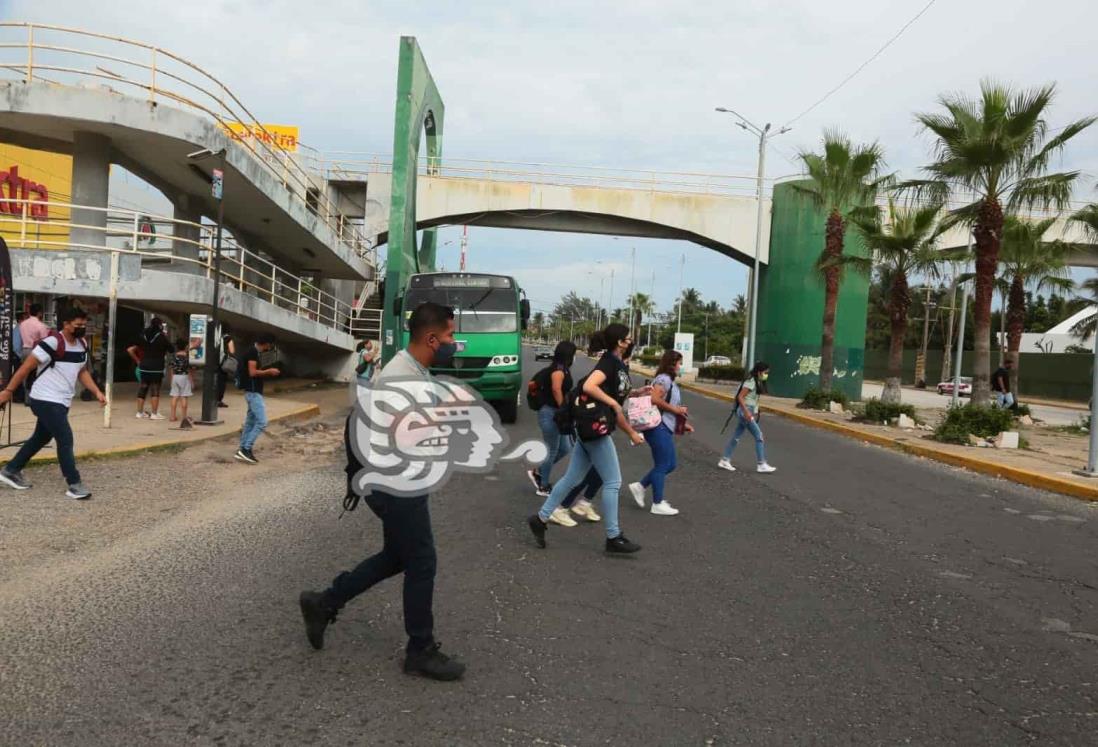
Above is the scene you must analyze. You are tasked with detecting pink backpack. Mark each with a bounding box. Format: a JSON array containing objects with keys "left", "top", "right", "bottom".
[{"left": 625, "top": 395, "right": 661, "bottom": 432}]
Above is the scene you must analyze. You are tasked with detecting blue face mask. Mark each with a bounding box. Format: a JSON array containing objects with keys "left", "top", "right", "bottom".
[{"left": 432, "top": 340, "right": 458, "bottom": 367}]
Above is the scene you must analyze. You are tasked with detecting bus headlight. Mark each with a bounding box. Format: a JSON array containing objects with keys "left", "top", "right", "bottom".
[{"left": 487, "top": 355, "right": 518, "bottom": 367}]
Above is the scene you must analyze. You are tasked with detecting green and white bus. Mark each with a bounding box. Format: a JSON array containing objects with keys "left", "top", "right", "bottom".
[{"left": 396, "top": 272, "right": 530, "bottom": 422}]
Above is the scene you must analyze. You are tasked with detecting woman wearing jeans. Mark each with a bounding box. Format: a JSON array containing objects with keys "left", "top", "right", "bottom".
[
  {"left": 527, "top": 323, "right": 646, "bottom": 554},
  {"left": 718, "top": 361, "right": 776, "bottom": 474},
  {"left": 629, "top": 349, "right": 693, "bottom": 515}
]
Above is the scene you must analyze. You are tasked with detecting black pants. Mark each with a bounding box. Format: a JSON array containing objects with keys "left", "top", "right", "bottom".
[
  {"left": 216, "top": 370, "right": 228, "bottom": 403},
  {"left": 562, "top": 467, "right": 602, "bottom": 508},
  {"left": 325, "top": 490, "right": 436, "bottom": 652}
]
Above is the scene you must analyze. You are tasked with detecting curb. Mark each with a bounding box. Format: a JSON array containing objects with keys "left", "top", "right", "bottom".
[
  {"left": 25, "top": 403, "right": 322, "bottom": 465},
  {"left": 677, "top": 380, "right": 1098, "bottom": 503}
]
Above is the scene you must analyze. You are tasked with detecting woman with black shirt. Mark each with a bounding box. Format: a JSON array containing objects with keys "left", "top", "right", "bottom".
[
  {"left": 527, "top": 341, "right": 576, "bottom": 504},
  {"left": 527, "top": 323, "right": 647, "bottom": 554}
]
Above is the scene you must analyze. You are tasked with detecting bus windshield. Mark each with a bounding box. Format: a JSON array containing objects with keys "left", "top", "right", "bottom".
[{"left": 405, "top": 287, "right": 518, "bottom": 333}]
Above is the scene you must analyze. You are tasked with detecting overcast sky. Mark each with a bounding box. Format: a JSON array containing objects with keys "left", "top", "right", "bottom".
[{"left": 6, "top": 0, "right": 1097, "bottom": 316}]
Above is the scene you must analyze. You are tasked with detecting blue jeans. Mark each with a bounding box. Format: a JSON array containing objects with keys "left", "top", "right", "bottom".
[
  {"left": 640, "top": 423, "right": 676, "bottom": 503},
  {"left": 240, "top": 391, "right": 268, "bottom": 450},
  {"left": 536, "top": 405, "right": 573, "bottom": 486},
  {"left": 539, "top": 435, "right": 622, "bottom": 539},
  {"left": 5, "top": 398, "right": 80, "bottom": 485},
  {"left": 562, "top": 468, "right": 601, "bottom": 508},
  {"left": 996, "top": 392, "right": 1015, "bottom": 409},
  {"left": 722, "top": 407, "right": 766, "bottom": 464}
]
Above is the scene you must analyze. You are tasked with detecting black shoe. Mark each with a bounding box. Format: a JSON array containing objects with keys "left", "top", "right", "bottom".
[
  {"left": 299, "top": 591, "right": 337, "bottom": 650},
  {"left": 217, "top": 401, "right": 229, "bottom": 408},
  {"left": 404, "top": 643, "right": 466, "bottom": 681},
  {"left": 527, "top": 514, "right": 547, "bottom": 548},
  {"left": 605, "top": 534, "right": 641, "bottom": 554},
  {"left": 235, "top": 449, "right": 258, "bottom": 464}
]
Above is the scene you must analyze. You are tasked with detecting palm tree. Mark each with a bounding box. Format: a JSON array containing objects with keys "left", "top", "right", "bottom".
[
  {"left": 795, "top": 129, "right": 891, "bottom": 390},
  {"left": 532, "top": 311, "right": 545, "bottom": 339},
  {"left": 626, "top": 292, "right": 655, "bottom": 344},
  {"left": 899, "top": 81, "right": 1094, "bottom": 404},
  {"left": 999, "top": 216, "right": 1074, "bottom": 392},
  {"left": 852, "top": 200, "right": 944, "bottom": 403},
  {"left": 1068, "top": 205, "right": 1098, "bottom": 340}
]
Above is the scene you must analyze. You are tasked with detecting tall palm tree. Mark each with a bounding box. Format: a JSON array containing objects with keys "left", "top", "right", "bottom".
[
  {"left": 626, "top": 292, "right": 655, "bottom": 343},
  {"left": 532, "top": 311, "right": 545, "bottom": 338},
  {"left": 795, "top": 129, "right": 891, "bottom": 390},
  {"left": 999, "top": 215, "right": 1074, "bottom": 391},
  {"left": 1068, "top": 204, "right": 1098, "bottom": 340},
  {"left": 899, "top": 81, "right": 1094, "bottom": 404},
  {"left": 852, "top": 200, "right": 944, "bottom": 404}
]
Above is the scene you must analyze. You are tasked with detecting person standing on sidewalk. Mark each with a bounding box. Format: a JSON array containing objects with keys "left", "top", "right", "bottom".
[
  {"left": 298, "top": 302, "right": 466, "bottom": 682},
  {"left": 0, "top": 307, "right": 106, "bottom": 499},
  {"left": 527, "top": 323, "right": 646, "bottom": 554},
  {"left": 629, "top": 349, "right": 693, "bottom": 516},
  {"left": 234, "top": 333, "right": 280, "bottom": 464},
  {"left": 717, "top": 361, "right": 776, "bottom": 474},
  {"left": 216, "top": 325, "right": 235, "bottom": 409},
  {"left": 11, "top": 311, "right": 25, "bottom": 404},
  {"left": 992, "top": 360, "right": 1015, "bottom": 410},
  {"left": 19, "top": 304, "right": 48, "bottom": 407},
  {"left": 168, "top": 338, "right": 194, "bottom": 423},
  {"left": 127, "top": 317, "right": 173, "bottom": 420}
]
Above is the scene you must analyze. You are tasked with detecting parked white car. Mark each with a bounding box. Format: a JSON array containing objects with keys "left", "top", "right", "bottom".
[{"left": 703, "top": 356, "right": 733, "bottom": 367}]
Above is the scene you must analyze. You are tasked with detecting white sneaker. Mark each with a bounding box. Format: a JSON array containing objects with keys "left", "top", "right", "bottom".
[
  {"left": 149, "top": 412, "right": 166, "bottom": 420},
  {"left": 628, "top": 481, "right": 646, "bottom": 508},
  {"left": 717, "top": 459, "right": 736, "bottom": 472},
  {"left": 571, "top": 499, "right": 601, "bottom": 522},
  {"left": 136, "top": 411, "right": 149, "bottom": 419},
  {"left": 650, "top": 501, "right": 679, "bottom": 516},
  {"left": 549, "top": 507, "right": 578, "bottom": 527},
  {"left": 757, "top": 463, "right": 777, "bottom": 474}
]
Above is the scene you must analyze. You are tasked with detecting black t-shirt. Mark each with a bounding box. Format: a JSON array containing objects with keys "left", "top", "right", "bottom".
[
  {"left": 170, "top": 352, "right": 190, "bottom": 375},
  {"left": 992, "top": 367, "right": 1009, "bottom": 392},
  {"left": 238, "top": 345, "right": 263, "bottom": 394},
  {"left": 135, "top": 329, "right": 173, "bottom": 372},
  {"left": 592, "top": 351, "right": 631, "bottom": 405},
  {"left": 550, "top": 363, "right": 573, "bottom": 404}
]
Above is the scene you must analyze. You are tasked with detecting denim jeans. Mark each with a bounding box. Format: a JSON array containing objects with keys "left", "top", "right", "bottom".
[
  {"left": 722, "top": 407, "right": 766, "bottom": 463},
  {"left": 640, "top": 423, "right": 677, "bottom": 503},
  {"left": 325, "top": 490, "right": 436, "bottom": 653},
  {"left": 6, "top": 398, "right": 80, "bottom": 485},
  {"left": 562, "top": 468, "right": 602, "bottom": 508},
  {"left": 240, "top": 391, "right": 268, "bottom": 450},
  {"left": 539, "top": 435, "right": 622, "bottom": 539},
  {"left": 536, "top": 405, "right": 573, "bottom": 486},
  {"left": 996, "top": 392, "right": 1015, "bottom": 409}
]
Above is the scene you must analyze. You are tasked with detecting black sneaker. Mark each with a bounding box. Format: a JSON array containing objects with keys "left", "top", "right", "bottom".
[
  {"left": 527, "top": 514, "right": 547, "bottom": 548},
  {"left": 217, "top": 401, "right": 229, "bottom": 408},
  {"left": 0, "top": 469, "right": 31, "bottom": 490},
  {"left": 605, "top": 534, "right": 641, "bottom": 554},
  {"left": 299, "top": 591, "right": 337, "bottom": 650},
  {"left": 404, "top": 643, "right": 466, "bottom": 681},
  {"left": 235, "top": 449, "right": 258, "bottom": 464}
]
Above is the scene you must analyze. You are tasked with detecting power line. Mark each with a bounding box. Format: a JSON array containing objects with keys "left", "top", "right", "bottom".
[{"left": 784, "top": 0, "right": 939, "bottom": 128}]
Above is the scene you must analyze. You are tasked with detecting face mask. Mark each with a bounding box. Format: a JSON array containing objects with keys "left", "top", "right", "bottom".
[
  {"left": 759, "top": 372, "right": 769, "bottom": 381},
  {"left": 72, "top": 326, "right": 87, "bottom": 339},
  {"left": 432, "top": 340, "right": 458, "bottom": 367},
  {"left": 676, "top": 364, "right": 683, "bottom": 374}
]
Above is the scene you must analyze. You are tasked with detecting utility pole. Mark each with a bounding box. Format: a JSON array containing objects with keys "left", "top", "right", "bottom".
[
  {"left": 716, "top": 106, "right": 790, "bottom": 370},
  {"left": 676, "top": 253, "right": 685, "bottom": 333},
  {"left": 704, "top": 311, "right": 710, "bottom": 360},
  {"left": 459, "top": 225, "right": 468, "bottom": 271},
  {"left": 952, "top": 233, "right": 974, "bottom": 409},
  {"left": 648, "top": 270, "right": 655, "bottom": 350},
  {"left": 628, "top": 246, "right": 636, "bottom": 340},
  {"left": 940, "top": 266, "right": 959, "bottom": 386},
  {"left": 608, "top": 268, "right": 615, "bottom": 322},
  {"left": 915, "top": 285, "right": 934, "bottom": 388}
]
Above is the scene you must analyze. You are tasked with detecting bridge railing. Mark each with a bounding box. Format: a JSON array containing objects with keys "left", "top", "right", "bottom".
[
  {"left": 320, "top": 153, "right": 769, "bottom": 198},
  {"left": 0, "top": 198, "right": 381, "bottom": 339},
  {"left": 0, "top": 22, "right": 377, "bottom": 268}
]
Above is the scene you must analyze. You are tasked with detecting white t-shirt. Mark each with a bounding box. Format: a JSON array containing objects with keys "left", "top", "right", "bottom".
[{"left": 30, "top": 335, "right": 87, "bottom": 407}]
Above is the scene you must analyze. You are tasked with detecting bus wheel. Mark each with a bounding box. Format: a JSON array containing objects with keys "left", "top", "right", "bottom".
[{"left": 496, "top": 399, "right": 518, "bottom": 424}]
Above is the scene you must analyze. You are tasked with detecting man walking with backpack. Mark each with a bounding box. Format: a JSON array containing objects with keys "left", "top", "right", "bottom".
[{"left": 0, "top": 307, "right": 106, "bottom": 499}]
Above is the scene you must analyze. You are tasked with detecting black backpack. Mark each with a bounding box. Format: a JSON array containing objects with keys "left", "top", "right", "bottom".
[{"left": 525, "top": 365, "right": 556, "bottom": 411}]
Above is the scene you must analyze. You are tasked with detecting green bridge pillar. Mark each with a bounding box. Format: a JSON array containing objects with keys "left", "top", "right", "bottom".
[
  {"left": 754, "top": 181, "right": 870, "bottom": 401},
  {"left": 380, "top": 36, "right": 445, "bottom": 365}
]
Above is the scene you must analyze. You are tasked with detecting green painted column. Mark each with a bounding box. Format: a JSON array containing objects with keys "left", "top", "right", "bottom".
[
  {"left": 381, "top": 36, "right": 445, "bottom": 365},
  {"left": 755, "top": 181, "right": 870, "bottom": 401}
]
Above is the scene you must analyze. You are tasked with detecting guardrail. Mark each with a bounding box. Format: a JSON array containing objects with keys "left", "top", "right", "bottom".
[
  {"left": 0, "top": 22, "right": 377, "bottom": 268},
  {"left": 0, "top": 198, "right": 381, "bottom": 340},
  {"left": 318, "top": 153, "right": 769, "bottom": 197}
]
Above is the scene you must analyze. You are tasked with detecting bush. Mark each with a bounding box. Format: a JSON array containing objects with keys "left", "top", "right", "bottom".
[
  {"left": 799, "top": 386, "right": 849, "bottom": 410},
  {"left": 1012, "top": 403, "right": 1032, "bottom": 418},
  {"left": 638, "top": 354, "right": 662, "bottom": 368},
  {"left": 858, "top": 398, "right": 916, "bottom": 423},
  {"left": 933, "top": 404, "right": 1016, "bottom": 445},
  {"left": 697, "top": 364, "right": 745, "bottom": 382}
]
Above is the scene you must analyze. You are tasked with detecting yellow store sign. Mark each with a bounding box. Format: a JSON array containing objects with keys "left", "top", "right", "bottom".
[
  {"left": 0, "top": 144, "right": 71, "bottom": 248},
  {"left": 222, "top": 122, "right": 299, "bottom": 153}
]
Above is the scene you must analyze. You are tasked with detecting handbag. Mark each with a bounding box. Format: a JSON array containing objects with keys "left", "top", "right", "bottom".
[
  {"left": 220, "top": 353, "right": 238, "bottom": 376},
  {"left": 625, "top": 395, "right": 661, "bottom": 432}
]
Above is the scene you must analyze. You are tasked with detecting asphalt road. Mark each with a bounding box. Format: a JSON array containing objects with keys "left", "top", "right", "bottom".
[{"left": 1, "top": 347, "right": 1097, "bottom": 745}]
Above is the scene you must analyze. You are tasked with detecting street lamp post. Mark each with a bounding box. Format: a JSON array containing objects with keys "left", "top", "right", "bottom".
[
  {"left": 952, "top": 233, "right": 974, "bottom": 409},
  {"left": 716, "top": 107, "right": 790, "bottom": 370},
  {"left": 1075, "top": 312, "right": 1098, "bottom": 477},
  {"left": 188, "top": 147, "right": 227, "bottom": 425},
  {"left": 676, "top": 253, "right": 685, "bottom": 333}
]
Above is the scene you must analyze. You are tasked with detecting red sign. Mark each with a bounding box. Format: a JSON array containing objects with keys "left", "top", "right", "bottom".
[{"left": 0, "top": 165, "right": 49, "bottom": 220}]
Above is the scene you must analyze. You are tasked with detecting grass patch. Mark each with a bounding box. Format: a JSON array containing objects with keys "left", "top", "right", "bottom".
[
  {"left": 799, "top": 387, "right": 849, "bottom": 411},
  {"left": 855, "top": 398, "right": 917, "bottom": 424},
  {"left": 933, "top": 404, "right": 1016, "bottom": 445}
]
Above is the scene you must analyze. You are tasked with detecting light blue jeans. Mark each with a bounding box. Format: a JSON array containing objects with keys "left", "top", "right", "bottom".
[
  {"left": 241, "top": 391, "right": 268, "bottom": 451},
  {"left": 537, "top": 405, "right": 573, "bottom": 486},
  {"left": 539, "top": 435, "right": 622, "bottom": 539},
  {"left": 722, "top": 406, "right": 766, "bottom": 464},
  {"left": 996, "top": 392, "right": 1015, "bottom": 409}
]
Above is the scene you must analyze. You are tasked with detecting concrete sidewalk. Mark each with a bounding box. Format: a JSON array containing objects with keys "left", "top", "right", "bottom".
[{"left": 0, "top": 379, "right": 337, "bottom": 464}]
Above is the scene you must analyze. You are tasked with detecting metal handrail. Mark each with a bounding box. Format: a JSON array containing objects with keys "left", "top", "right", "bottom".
[
  {"left": 0, "top": 198, "right": 382, "bottom": 336},
  {"left": 0, "top": 22, "right": 376, "bottom": 268}
]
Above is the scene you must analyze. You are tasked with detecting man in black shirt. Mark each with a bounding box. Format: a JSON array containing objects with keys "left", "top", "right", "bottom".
[
  {"left": 126, "top": 317, "right": 174, "bottom": 419},
  {"left": 992, "top": 359, "right": 1015, "bottom": 409},
  {"left": 234, "top": 333, "right": 280, "bottom": 464}
]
